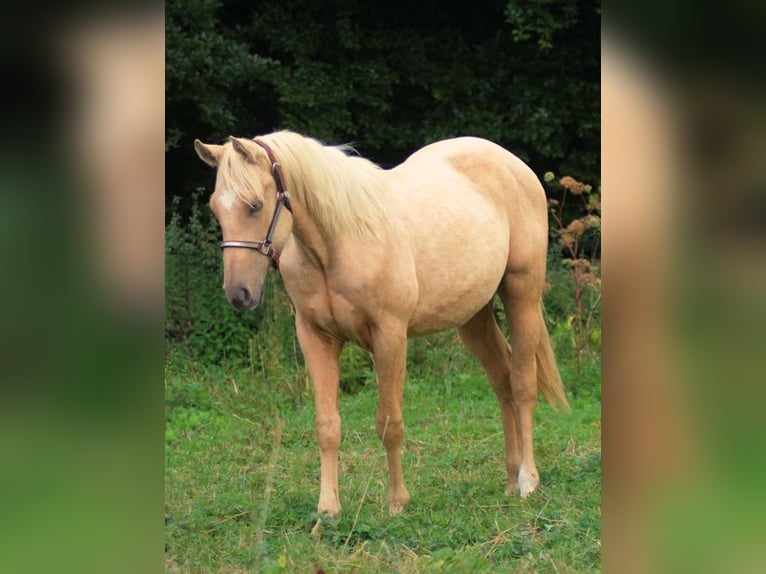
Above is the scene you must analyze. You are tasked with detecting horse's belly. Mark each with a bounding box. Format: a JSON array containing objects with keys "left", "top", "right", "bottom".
[{"left": 407, "top": 259, "right": 505, "bottom": 337}]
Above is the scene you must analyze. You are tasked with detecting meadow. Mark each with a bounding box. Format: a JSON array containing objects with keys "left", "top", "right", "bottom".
[{"left": 164, "top": 324, "right": 600, "bottom": 573}]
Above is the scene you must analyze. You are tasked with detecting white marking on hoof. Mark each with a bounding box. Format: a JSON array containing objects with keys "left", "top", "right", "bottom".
[
  {"left": 518, "top": 464, "right": 539, "bottom": 498},
  {"left": 389, "top": 491, "right": 410, "bottom": 515}
]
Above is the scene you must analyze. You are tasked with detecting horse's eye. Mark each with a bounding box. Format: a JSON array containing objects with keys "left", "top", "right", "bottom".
[{"left": 248, "top": 201, "right": 263, "bottom": 215}]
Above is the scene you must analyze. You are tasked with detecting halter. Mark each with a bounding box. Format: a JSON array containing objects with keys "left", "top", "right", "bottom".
[{"left": 219, "top": 139, "right": 293, "bottom": 270}]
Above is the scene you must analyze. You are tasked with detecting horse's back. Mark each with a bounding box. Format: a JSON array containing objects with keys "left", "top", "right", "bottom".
[{"left": 400, "top": 136, "right": 509, "bottom": 164}]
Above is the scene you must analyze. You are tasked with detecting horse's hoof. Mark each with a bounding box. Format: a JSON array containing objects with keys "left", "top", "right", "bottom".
[
  {"left": 317, "top": 501, "right": 340, "bottom": 519},
  {"left": 389, "top": 503, "right": 406, "bottom": 516},
  {"left": 388, "top": 493, "right": 410, "bottom": 515},
  {"left": 518, "top": 466, "right": 539, "bottom": 498}
]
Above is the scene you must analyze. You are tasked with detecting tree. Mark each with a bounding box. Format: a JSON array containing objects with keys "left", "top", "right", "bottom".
[{"left": 166, "top": 0, "right": 599, "bottom": 207}]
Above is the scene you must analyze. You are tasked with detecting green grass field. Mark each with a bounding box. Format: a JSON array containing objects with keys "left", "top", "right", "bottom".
[{"left": 165, "top": 346, "right": 600, "bottom": 573}]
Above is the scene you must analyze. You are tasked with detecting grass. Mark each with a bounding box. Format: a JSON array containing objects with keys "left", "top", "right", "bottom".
[{"left": 165, "top": 347, "right": 600, "bottom": 573}]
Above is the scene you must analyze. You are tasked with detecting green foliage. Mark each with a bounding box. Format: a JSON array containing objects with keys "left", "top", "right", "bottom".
[
  {"left": 505, "top": 0, "right": 584, "bottom": 50},
  {"left": 165, "top": 0, "right": 278, "bottom": 147},
  {"left": 166, "top": 0, "right": 600, "bottom": 200},
  {"left": 339, "top": 344, "right": 375, "bottom": 395}
]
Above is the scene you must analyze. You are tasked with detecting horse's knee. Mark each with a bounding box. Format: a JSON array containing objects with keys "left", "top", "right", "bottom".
[
  {"left": 375, "top": 415, "right": 404, "bottom": 446},
  {"left": 511, "top": 384, "right": 537, "bottom": 406},
  {"left": 316, "top": 416, "right": 340, "bottom": 450}
]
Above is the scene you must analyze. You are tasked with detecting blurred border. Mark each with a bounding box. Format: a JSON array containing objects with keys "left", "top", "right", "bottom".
[
  {"left": 603, "top": 12, "right": 766, "bottom": 572},
  {"left": 3, "top": 2, "right": 765, "bottom": 571},
  {"left": 0, "top": 5, "right": 164, "bottom": 574}
]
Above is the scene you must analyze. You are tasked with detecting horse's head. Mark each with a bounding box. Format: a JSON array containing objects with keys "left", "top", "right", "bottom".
[{"left": 194, "top": 136, "right": 292, "bottom": 311}]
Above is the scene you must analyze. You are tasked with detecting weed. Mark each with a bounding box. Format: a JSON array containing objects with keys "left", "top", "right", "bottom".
[{"left": 544, "top": 173, "right": 601, "bottom": 371}]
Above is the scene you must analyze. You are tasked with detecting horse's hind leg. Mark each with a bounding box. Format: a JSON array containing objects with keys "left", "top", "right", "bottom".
[
  {"left": 457, "top": 303, "right": 522, "bottom": 495},
  {"left": 498, "top": 272, "right": 544, "bottom": 497}
]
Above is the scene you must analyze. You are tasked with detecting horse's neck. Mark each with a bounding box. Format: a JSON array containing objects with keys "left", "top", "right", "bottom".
[
  {"left": 287, "top": 162, "right": 392, "bottom": 268},
  {"left": 289, "top": 203, "right": 333, "bottom": 269}
]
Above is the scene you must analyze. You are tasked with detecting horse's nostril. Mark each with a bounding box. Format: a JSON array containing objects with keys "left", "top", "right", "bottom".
[{"left": 239, "top": 286, "right": 252, "bottom": 305}]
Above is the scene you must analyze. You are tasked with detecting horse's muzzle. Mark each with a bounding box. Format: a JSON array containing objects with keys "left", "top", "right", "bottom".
[{"left": 225, "top": 284, "right": 263, "bottom": 311}]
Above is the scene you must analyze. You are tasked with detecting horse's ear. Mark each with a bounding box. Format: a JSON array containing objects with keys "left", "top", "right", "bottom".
[
  {"left": 194, "top": 139, "right": 222, "bottom": 167},
  {"left": 229, "top": 136, "right": 259, "bottom": 164}
]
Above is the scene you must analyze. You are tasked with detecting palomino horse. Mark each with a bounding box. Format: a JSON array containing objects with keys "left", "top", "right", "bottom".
[{"left": 194, "top": 131, "right": 569, "bottom": 517}]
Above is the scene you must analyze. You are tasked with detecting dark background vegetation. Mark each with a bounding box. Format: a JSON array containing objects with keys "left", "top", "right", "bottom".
[
  {"left": 165, "top": 0, "right": 601, "bottom": 370},
  {"left": 166, "top": 0, "right": 599, "bottom": 208}
]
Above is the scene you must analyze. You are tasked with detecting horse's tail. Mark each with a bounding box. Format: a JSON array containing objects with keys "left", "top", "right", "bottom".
[{"left": 537, "top": 305, "right": 570, "bottom": 412}]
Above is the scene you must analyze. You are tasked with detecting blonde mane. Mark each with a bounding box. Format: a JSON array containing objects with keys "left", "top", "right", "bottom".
[{"left": 219, "top": 130, "right": 390, "bottom": 237}]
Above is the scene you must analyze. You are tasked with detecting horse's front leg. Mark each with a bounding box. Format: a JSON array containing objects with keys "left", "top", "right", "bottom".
[
  {"left": 295, "top": 313, "right": 343, "bottom": 517},
  {"left": 371, "top": 323, "right": 410, "bottom": 515}
]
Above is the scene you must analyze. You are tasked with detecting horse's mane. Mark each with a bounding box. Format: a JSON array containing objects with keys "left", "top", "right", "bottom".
[{"left": 220, "top": 130, "right": 390, "bottom": 238}]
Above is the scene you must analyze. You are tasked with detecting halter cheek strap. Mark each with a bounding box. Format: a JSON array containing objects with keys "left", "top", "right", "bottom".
[
  {"left": 255, "top": 140, "right": 292, "bottom": 210},
  {"left": 219, "top": 139, "right": 292, "bottom": 270}
]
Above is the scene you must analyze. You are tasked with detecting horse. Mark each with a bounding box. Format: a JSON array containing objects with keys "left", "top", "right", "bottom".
[{"left": 194, "top": 130, "right": 569, "bottom": 518}]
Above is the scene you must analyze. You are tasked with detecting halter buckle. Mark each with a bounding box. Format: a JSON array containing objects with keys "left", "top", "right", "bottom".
[{"left": 257, "top": 241, "right": 274, "bottom": 257}]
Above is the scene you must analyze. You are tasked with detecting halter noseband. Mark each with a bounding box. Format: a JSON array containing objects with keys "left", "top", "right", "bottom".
[{"left": 219, "top": 139, "right": 293, "bottom": 270}]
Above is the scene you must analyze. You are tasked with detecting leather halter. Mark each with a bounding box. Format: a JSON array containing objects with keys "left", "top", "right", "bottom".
[{"left": 219, "top": 139, "right": 293, "bottom": 270}]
